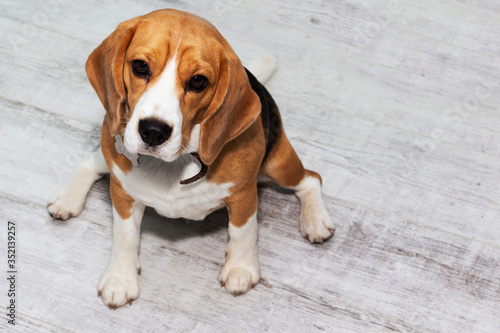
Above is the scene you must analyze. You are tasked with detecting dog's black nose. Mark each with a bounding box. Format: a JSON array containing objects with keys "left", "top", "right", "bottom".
[{"left": 138, "top": 118, "right": 172, "bottom": 146}]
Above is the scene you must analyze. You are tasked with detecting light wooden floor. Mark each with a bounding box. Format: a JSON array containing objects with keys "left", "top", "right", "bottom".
[{"left": 1, "top": 0, "right": 499, "bottom": 332}]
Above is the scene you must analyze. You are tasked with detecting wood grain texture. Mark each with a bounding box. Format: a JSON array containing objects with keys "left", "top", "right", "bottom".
[
  {"left": 1, "top": 0, "right": 499, "bottom": 332},
  {"left": 0, "top": 194, "right": 419, "bottom": 333}
]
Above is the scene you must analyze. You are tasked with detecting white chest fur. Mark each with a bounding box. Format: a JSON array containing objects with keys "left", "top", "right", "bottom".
[{"left": 112, "top": 155, "right": 233, "bottom": 220}]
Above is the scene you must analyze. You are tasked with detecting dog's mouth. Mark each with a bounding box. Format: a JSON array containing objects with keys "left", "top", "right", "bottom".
[
  {"left": 135, "top": 146, "right": 180, "bottom": 163},
  {"left": 115, "top": 134, "right": 171, "bottom": 164},
  {"left": 120, "top": 129, "right": 182, "bottom": 163}
]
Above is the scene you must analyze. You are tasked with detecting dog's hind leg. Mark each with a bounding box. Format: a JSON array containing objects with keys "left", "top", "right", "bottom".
[
  {"left": 47, "top": 147, "right": 109, "bottom": 220},
  {"left": 260, "top": 133, "right": 335, "bottom": 244}
]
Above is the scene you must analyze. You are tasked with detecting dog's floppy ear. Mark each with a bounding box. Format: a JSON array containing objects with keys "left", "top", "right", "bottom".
[
  {"left": 199, "top": 53, "right": 261, "bottom": 165},
  {"left": 85, "top": 18, "right": 139, "bottom": 136}
]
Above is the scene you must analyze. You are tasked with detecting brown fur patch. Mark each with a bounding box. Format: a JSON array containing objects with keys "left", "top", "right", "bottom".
[
  {"left": 109, "top": 175, "right": 134, "bottom": 220},
  {"left": 86, "top": 17, "right": 140, "bottom": 137},
  {"left": 100, "top": 115, "right": 135, "bottom": 220},
  {"left": 224, "top": 182, "right": 258, "bottom": 228},
  {"left": 198, "top": 52, "right": 262, "bottom": 165},
  {"left": 208, "top": 119, "right": 264, "bottom": 228},
  {"left": 208, "top": 118, "right": 265, "bottom": 187},
  {"left": 260, "top": 132, "right": 307, "bottom": 188},
  {"left": 100, "top": 115, "right": 133, "bottom": 174},
  {"left": 306, "top": 169, "right": 322, "bottom": 185}
]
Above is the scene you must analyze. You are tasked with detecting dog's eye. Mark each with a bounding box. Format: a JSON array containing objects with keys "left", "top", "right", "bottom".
[
  {"left": 132, "top": 60, "right": 150, "bottom": 78},
  {"left": 187, "top": 75, "right": 208, "bottom": 92}
]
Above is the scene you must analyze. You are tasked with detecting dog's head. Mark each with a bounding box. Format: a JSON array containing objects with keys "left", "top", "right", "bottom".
[{"left": 86, "top": 9, "right": 261, "bottom": 165}]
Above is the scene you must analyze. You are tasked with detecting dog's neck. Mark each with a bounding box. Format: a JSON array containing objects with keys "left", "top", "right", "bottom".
[{"left": 114, "top": 134, "right": 207, "bottom": 185}]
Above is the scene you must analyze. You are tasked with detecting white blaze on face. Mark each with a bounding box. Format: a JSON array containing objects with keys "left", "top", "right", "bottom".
[
  {"left": 184, "top": 124, "right": 201, "bottom": 154},
  {"left": 123, "top": 54, "right": 183, "bottom": 162}
]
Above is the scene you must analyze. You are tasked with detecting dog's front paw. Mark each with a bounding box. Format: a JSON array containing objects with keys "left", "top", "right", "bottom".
[
  {"left": 98, "top": 266, "right": 139, "bottom": 309},
  {"left": 218, "top": 261, "right": 261, "bottom": 296},
  {"left": 300, "top": 203, "right": 335, "bottom": 244},
  {"left": 47, "top": 185, "right": 87, "bottom": 220}
]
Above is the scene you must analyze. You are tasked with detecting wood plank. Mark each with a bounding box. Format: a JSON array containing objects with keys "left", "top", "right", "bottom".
[
  {"left": 258, "top": 189, "right": 500, "bottom": 333},
  {"left": 0, "top": 16, "right": 103, "bottom": 125},
  {"left": 3, "top": 179, "right": 499, "bottom": 332},
  {"left": 2, "top": 2, "right": 500, "bottom": 158},
  {"left": 0, "top": 314, "right": 70, "bottom": 333},
  {"left": 1, "top": 0, "right": 500, "bottom": 331},
  {"left": 288, "top": 123, "right": 500, "bottom": 246},
  {"left": 265, "top": 3, "right": 500, "bottom": 155},
  {"left": 0, "top": 194, "right": 421, "bottom": 333},
  {"left": 1, "top": 98, "right": 499, "bottom": 332},
  {"left": 2, "top": 89, "right": 500, "bottom": 247},
  {"left": 394, "top": 0, "right": 500, "bottom": 56},
  {"left": 136, "top": 186, "right": 500, "bottom": 332},
  {"left": 446, "top": 0, "right": 500, "bottom": 12}
]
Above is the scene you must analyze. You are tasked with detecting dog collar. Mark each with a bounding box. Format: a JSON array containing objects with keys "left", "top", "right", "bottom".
[{"left": 180, "top": 152, "right": 208, "bottom": 185}]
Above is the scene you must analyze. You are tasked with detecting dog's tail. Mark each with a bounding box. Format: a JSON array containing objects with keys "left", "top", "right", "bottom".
[{"left": 247, "top": 54, "right": 278, "bottom": 84}]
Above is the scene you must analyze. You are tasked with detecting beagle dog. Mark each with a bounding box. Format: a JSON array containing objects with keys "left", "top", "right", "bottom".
[{"left": 47, "top": 9, "right": 334, "bottom": 309}]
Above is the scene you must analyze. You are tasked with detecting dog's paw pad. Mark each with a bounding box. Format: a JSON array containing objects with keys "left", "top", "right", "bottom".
[
  {"left": 47, "top": 186, "right": 87, "bottom": 220},
  {"left": 300, "top": 207, "right": 335, "bottom": 244},
  {"left": 98, "top": 269, "right": 139, "bottom": 309},
  {"left": 219, "top": 267, "right": 259, "bottom": 296}
]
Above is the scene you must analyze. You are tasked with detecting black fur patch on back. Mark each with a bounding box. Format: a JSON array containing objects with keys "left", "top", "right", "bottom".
[{"left": 244, "top": 68, "right": 282, "bottom": 164}]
